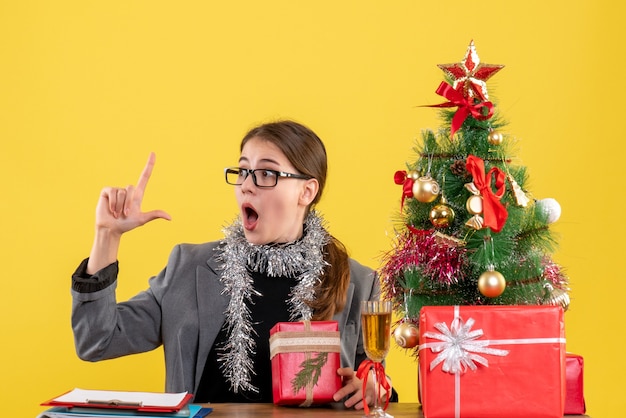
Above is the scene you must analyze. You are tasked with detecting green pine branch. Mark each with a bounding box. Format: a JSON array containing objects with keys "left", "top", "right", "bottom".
[{"left": 291, "top": 352, "right": 328, "bottom": 394}]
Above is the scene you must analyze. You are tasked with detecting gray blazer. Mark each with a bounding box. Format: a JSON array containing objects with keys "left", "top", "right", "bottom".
[{"left": 72, "top": 241, "right": 379, "bottom": 397}]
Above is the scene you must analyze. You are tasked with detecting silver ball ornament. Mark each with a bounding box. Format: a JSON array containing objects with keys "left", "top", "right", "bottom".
[{"left": 536, "top": 198, "right": 561, "bottom": 224}]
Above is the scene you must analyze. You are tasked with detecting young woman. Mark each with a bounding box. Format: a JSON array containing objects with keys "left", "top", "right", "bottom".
[{"left": 71, "top": 120, "right": 391, "bottom": 409}]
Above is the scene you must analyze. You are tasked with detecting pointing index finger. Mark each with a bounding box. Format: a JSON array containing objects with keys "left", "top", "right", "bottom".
[{"left": 136, "top": 152, "right": 156, "bottom": 197}]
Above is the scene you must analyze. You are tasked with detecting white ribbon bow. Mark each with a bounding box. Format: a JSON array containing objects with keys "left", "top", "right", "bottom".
[{"left": 421, "top": 316, "right": 509, "bottom": 374}]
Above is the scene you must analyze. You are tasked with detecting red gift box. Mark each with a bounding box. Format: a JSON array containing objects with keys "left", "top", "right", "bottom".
[
  {"left": 418, "top": 305, "right": 566, "bottom": 418},
  {"left": 269, "top": 320, "right": 342, "bottom": 406},
  {"left": 565, "top": 353, "right": 586, "bottom": 414}
]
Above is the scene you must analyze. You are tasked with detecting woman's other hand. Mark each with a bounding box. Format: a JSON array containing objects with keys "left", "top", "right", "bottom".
[
  {"left": 334, "top": 366, "right": 392, "bottom": 410},
  {"left": 334, "top": 367, "right": 368, "bottom": 410}
]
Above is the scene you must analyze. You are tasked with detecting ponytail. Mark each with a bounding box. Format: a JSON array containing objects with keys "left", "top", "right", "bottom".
[{"left": 310, "top": 236, "right": 350, "bottom": 320}]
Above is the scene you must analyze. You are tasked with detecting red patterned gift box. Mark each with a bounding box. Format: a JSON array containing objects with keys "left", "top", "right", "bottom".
[
  {"left": 418, "top": 305, "right": 566, "bottom": 418},
  {"left": 565, "top": 353, "right": 586, "bottom": 414},
  {"left": 269, "top": 320, "right": 342, "bottom": 406}
]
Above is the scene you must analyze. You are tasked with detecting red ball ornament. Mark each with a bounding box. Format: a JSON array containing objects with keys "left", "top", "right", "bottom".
[
  {"left": 478, "top": 270, "right": 506, "bottom": 298},
  {"left": 393, "top": 321, "right": 420, "bottom": 349}
]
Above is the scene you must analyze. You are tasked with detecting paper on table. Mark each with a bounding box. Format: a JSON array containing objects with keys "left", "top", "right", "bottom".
[
  {"left": 36, "top": 404, "right": 203, "bottom": 418},
  {"left": 53, "top": 388, "right": 188, "bottom": 407}
]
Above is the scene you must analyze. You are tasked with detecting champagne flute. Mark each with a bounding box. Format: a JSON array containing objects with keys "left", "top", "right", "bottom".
[{"left": 360, "top": 300, "right": 393, "bottom": 418}]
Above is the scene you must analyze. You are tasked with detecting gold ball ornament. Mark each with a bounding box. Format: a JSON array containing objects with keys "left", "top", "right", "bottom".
[
  {"left": 394, "top": 321, "right": 420, "bottom": 349},
  {"left": 544, "top": 284, "right": 570, "bottom": 312},
  {"left": 548, "top": 288, "right": 570, "bottom": 312},
  {"left": 412, "top": 176, "right": 440, "bottom": 203},
  {"left": 478, "top": 270, "right": 506, "bottom": 298},
  {"left": 487, "top": 130, "right": 504, "bottom": 145},
  {"left": 430, "top": 203, "right": 455, "bottom": 228},
  {"left": 407, "top": 170, "right": 420, "bottom": 180}
]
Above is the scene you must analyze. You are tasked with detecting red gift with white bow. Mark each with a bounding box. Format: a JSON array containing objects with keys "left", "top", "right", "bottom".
[{"left": 418, "top": 305, "right": 566, "bottom": 418}]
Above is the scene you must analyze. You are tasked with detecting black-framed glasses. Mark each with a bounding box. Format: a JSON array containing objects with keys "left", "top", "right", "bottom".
[{"left": 224, "top": 167, "right": 313, "bottom": 188}]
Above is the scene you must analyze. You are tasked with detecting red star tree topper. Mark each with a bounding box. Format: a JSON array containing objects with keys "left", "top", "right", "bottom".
[{"left": 437, "top": 40, "right": 504, "bottom": 101}]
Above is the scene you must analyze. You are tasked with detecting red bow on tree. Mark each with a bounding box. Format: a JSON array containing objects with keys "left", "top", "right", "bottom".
[
  {"left": 394, "top": 170, "right": 414, "bottom": 210},
  {"left": 466, "top": 155, "right": 508, "bottom": 233},
  {"left": 426, "top": 81, "right": 494, "bottom": 139}
]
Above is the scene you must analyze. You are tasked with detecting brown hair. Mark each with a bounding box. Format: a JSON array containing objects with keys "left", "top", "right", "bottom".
[{"left": 241, "top": 120, "right": 350, "bottom": 320}]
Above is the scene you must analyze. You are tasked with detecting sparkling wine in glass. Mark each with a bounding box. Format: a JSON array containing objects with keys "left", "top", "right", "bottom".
[{"left": 361, "top": 300, "right": 393, "bottom": 418}]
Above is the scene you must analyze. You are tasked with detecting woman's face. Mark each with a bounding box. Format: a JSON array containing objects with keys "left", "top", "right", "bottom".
[{"left": 235, "top": 136, "right": 319, "bottom": 245}]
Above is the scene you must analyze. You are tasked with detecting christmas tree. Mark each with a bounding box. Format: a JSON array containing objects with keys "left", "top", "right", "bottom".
[{"left": 380, "top": 41, "right": 569, "bottom": 352}]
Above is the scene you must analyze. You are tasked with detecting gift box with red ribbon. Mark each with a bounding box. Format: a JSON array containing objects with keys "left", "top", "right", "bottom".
[
  {"left": 565, "top": 353, "right": 586, "bottom": 414},
  {"left": 269, "top": 320, "right": 342, "bottom": 406},
  {"left": 418, "top": 305, "right": 566, "bottom": 418}
]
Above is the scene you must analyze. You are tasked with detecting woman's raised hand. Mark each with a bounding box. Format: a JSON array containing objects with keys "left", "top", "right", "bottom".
[
  {"left": 95, "top": 152, "right": 171, "bottom": 235},
  {"left": 87, "top": 153, "right": 171, "bottom": 274}
]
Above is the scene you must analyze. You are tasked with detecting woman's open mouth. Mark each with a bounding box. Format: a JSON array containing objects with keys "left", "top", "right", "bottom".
[{"left": 242, "top": 204, "right": 259, "bottom": 231}]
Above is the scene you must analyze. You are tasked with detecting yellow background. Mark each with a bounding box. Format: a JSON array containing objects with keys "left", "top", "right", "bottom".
[{"left": 1, "top": 1, "right": 623, "bottom": 417}]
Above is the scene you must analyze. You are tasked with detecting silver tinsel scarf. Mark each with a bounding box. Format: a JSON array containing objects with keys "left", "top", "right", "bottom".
[{"left": 217, "top": 210, "right": 330, "bottom": 393}]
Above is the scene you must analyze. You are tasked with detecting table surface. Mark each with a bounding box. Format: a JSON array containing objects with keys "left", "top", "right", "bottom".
[{"left": 199, "top": 403, "right": 589, "bottom": 417}]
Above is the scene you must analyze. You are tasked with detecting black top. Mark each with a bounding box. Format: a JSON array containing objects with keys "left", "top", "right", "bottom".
[{"left": 194, "top": 269, "right": 298, "bottom": 402}]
